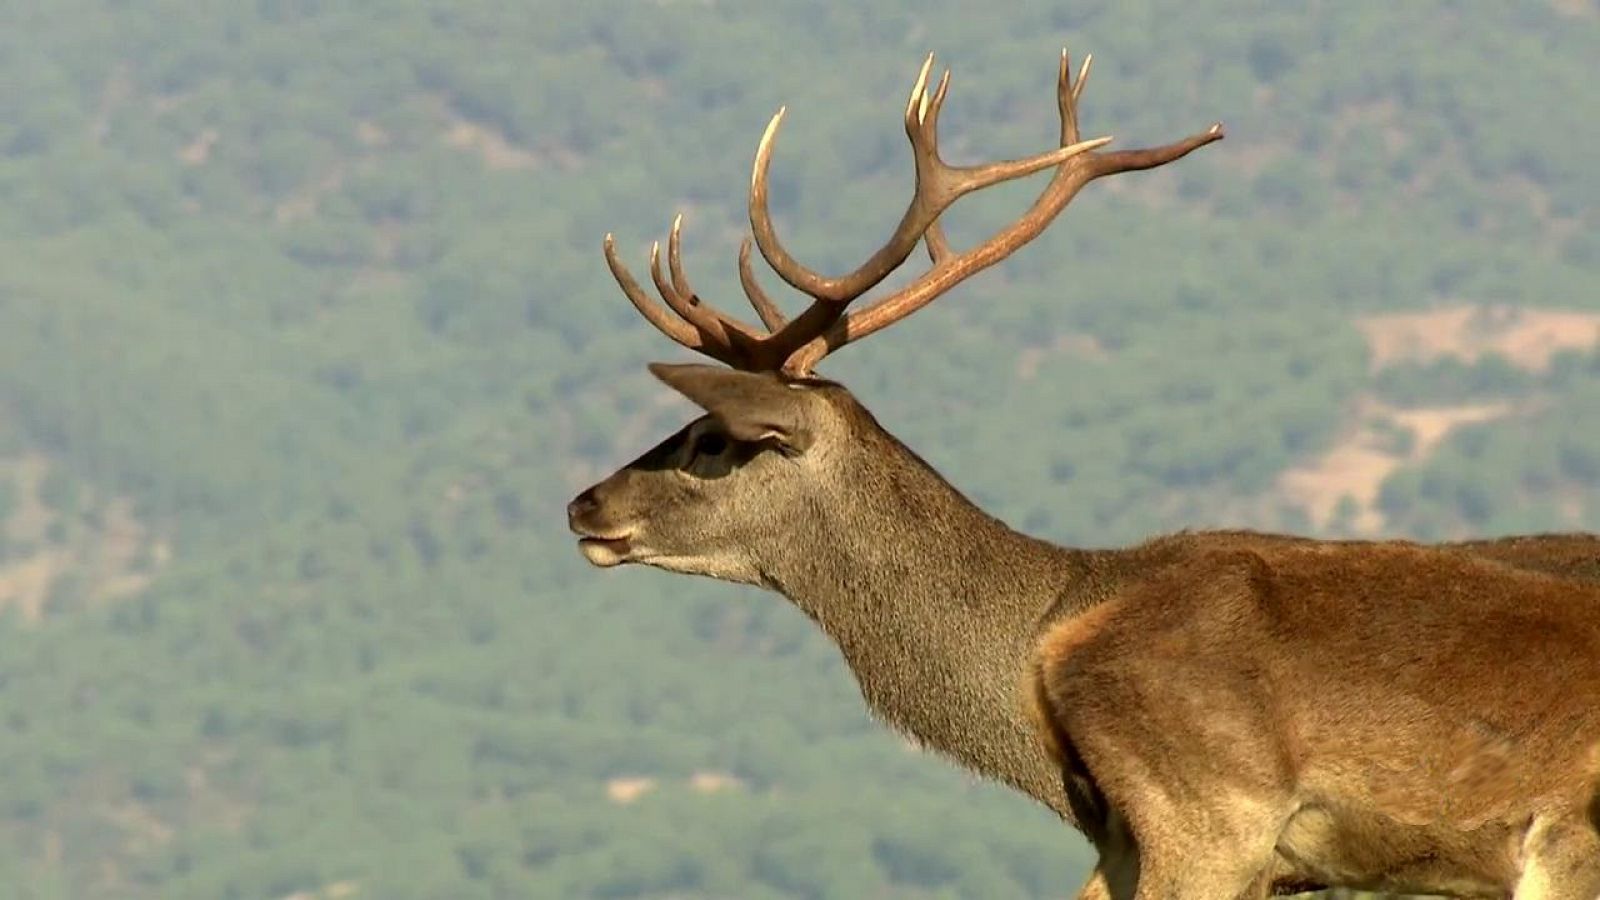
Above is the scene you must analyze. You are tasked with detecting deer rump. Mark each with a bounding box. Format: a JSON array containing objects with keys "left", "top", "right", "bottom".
[{"left": 1031, "top": 536, "right": 1600, "bottom": 896}]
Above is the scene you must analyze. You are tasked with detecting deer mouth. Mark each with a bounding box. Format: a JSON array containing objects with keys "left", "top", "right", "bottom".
[{"left": 577, "top": 532, "right": 634, "bottom": 567}]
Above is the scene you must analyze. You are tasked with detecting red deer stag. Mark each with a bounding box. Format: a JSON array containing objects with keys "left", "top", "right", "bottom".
[{"left": 567, "top": 50, "right": 1600, "bottom": 898}]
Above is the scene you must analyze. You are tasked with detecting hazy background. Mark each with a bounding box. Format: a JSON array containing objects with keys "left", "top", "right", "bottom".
[{"left": 0, "top": 2, "right": 1596, "bottom": 897}]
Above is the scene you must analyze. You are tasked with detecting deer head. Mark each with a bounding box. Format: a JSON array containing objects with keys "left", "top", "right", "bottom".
[
  {"left": 567, "top": 364, "right": 842, "bottom": 583},
  {"left": 570, "top": 50, "right": 1223, "bottom": 590}
]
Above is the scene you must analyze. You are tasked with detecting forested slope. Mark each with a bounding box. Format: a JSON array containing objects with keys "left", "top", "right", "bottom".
[{"left": 0, "top": 2, "right": 1595, "bottom": 897}]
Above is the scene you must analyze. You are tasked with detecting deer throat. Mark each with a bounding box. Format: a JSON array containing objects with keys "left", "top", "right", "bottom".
[{"left": 764, "top": 536, "right": 1081, "bottom": 815}]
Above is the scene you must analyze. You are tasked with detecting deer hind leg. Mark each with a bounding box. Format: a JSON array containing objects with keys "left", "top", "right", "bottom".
[
  {"left": 1068, "top": 806, "right": 1277, "bottom": 900},
  {"left": 1513, "top": 814, "right": 1600, "bottom": 900},
  {"left": 1129, "top": 851, "right": 1274, "bottom": 900},
  {"left": 1074, "top": 852, "right": 1271, "bottom": 900},
  {"left": 1073, "top": 851, "right": 1270, "bottom": 900},
  {"left": 1048, "top": 727, "right": 1285, "bottom": 897},
  {"left": 1071, "top": 865, "right": 1122, "bottom": 900},
  {"left": 1072, "top": 810, "right": 1140, "bottom": 900},
  {"left": 1126, "top": 795, "right": 1289, "bottom": 900}
]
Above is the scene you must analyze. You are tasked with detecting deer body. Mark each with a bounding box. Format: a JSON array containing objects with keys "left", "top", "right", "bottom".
[
  {"left": 570, "top": 50, "right": 1600, "bottom": 898},
  {"left": 1036, "top": 535, "right": 1600, "bottom": 897},
  {"left": 571, "top": 370, "right": 1600, "bottom": 897}
]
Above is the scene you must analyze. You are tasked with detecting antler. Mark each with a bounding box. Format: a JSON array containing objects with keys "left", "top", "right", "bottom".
[{"left": 604, "top": 50, "right": 1224, "bottom": 376}]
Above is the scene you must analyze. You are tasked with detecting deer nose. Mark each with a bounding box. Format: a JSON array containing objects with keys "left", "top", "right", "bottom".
[{"left": 567, "top": 487, "right": 599, "bottom": 528}]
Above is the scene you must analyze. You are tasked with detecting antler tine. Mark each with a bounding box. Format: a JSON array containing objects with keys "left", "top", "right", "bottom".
[
  {"left": 665, "top": 214, "right": 698, "bottom": 308},
  {"left": 904, "top": 55, "right": 953, "bottom": 155},
  {"left": 603, "top": 234, "right": 740, "bottom": 367},
  {"left": 1072, "top": 53, "right": 1092, "bottom": 106},
  {"left": 902, "top": 53, "right": 938, "bottom": 144},
  {"left": 916, "top": 68, "right": 954, "bottom": 268},
  {"left": 603, "top": 217, "right": 779, "bottom": 370},
  {"left": 1059, "top": 49, "right": 1083, "bottom": 145},
  {"left": 738, "top": 237, "right": 788, "bottom": 331},
  {"left": 923, "top": 218, "right": 953, "bottom": 265},
  {"left": 660, "top": 215, "right": 765, "bottom": 344},
  {"left": 648, "top": 239, "right": 730, "bottom": 347},
  {"left": 782, "top": 47, "right": 1224, "bottom": 374}
]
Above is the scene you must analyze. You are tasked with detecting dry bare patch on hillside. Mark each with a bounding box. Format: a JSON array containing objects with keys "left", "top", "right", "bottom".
[
  {"left": 280, "top": 880, "right": 360, "bottom": 900},
  {"left": 433, "top": 95, "right": 583, "bottom": 171},
  {"left": 1272, "top": 304, "right": 1599, "bottom": 534},
  {"left": 1551, "top": 0, "right": 1597, "bottom": 18},
  {"left": 1356, "top": 305, "right": 1600, "bottom": 373},
  {"left": 605, "top": 770, "right": 746, "bottom": 805},
  {"left": 1015, "top": 332, "right": 1109, "bottom": 381},
  {"left": 444, "top": 117, "right": 541, "bottom": 170},
  {"left": 1276, "top": 398, "right": 1512, "bottom": 534},
  {"left": 0, "top": 454, "right": 170, "bottom": 622}
]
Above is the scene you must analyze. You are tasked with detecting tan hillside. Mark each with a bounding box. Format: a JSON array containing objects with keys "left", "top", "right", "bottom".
[
  {"left": 1274, "top": 304, "right": 1600, "bottom": 533},
  {"left": 0, "top": 455, "right": 169, "bottom": 622},
  {"left": 1356, "top": 305, "right": 1600, "bottom": 373}
]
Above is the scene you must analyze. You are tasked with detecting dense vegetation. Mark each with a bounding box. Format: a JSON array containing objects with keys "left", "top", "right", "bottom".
[{"left": 0, "top": 2, "right": 1595, "bottom": 897}]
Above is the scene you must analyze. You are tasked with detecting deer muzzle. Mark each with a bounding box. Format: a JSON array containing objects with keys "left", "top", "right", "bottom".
[{"left": 567, "top": 486, "right": 635, "bottom": 567}]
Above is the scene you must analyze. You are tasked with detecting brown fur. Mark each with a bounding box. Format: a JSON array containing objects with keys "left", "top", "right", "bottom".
[
  {"left": 1037, "top": 535, "right": 1600, "bottom": 897},
  {"left": 571, "top": 366, "right": 1600, "bottom": 898}
]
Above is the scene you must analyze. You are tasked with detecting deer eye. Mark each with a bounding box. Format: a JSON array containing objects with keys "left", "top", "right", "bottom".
[{"left": 691, "top": 432, "right": 728, "bottom": 458}]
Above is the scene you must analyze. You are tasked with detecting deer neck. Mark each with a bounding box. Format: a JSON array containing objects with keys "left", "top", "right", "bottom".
[{"left": 756, "top": 436, "right": 1087, "bottom": 812}]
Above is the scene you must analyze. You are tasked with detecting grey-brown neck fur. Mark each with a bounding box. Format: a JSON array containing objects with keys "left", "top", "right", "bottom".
[{"left": 751, "top": 425, "right": 1088, "bottom": 811}]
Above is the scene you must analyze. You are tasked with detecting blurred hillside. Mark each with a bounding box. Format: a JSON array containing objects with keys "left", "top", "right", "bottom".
[{"left": 0, "top": 2, "right": 1596, "bottom": 897}]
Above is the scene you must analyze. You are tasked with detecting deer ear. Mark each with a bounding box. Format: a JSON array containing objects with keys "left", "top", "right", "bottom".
[{"left": 649, "top": 363, "right": 814, "bottom": 451}]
